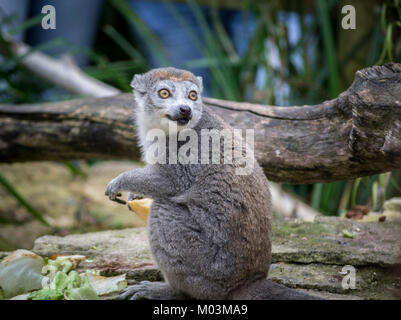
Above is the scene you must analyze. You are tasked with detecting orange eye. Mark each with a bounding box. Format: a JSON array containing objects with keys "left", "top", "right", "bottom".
[
  {"left": 158, "top": 89, "right": 170, "bottom": 99},
  {"left": 189, "top": 91, "right": 197, "bottom": 101}
]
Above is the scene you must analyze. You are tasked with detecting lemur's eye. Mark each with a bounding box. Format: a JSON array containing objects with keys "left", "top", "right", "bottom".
[
  {"left": 158, "top": 89, "right": 170, "bottom": 99},
  {"left": 188, "top": 91, "right": 197, "bottom": 101}
]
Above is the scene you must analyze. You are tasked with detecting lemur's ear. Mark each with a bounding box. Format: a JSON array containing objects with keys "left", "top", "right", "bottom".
[
  {"left": 131, "top": 74, "right": 146, "bottom": 93},
  {"left": 196, "top": 76, "right": 203, "bottom": 93}
]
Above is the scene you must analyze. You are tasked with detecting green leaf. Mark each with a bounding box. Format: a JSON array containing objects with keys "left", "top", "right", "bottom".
[
  {"left": 371, "top": 181, "right": 378, "bottom": 209},
  {"left": 103, "top": 24, "right": 145, "bottom": 61},
  {"left": 28, "top": 288, "right": 64, "bottom": 300},
  {"left": 0, "top": 174, "right": 49, "bottom": 226},
  {"left": 51, "top": 271, "right": 69, "bottom": 291},
  {"left": 64, "top": 286, "right": 99, "bottom": 300},
  {"left": 64, "top": 274, "right": 99, "bottom": 300},
  {"left": 351, "top": 178, "right": 361, "bottom": 208},
  {"left": 381, "top": 4, "right": 387, "bottom": 32},
  {"left": 7, "top": 14, "right": 43, "bottom": 36},
  {"left": 342, "top": 229, "right": 355, "bottom": 239},
  {"left": 315, "top": 0, "right": 340, "bottom": 98},
  {"left": 66, "top": 271, "right": 82, "bottom": 289},
  {"left": 62, "top": 161, "right": 87, "bottom": 177},
  {"left": 311, "top": 183, "right": 323, "bottom": 210},
  {"left": 385, "top": 24, "right": 393, "bottom": 61},
  {"left": 109, "top": 0, "right": 169, "bottom": 66}
]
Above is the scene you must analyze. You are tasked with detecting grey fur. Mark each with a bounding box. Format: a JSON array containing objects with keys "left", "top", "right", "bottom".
[{"left": 105, "top": 67, "right": 320, "bottom": 300}]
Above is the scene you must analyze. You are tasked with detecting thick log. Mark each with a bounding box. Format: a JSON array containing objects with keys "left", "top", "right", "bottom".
[{"left": 0, "top": 63, "right": 400, "bottom": 184}]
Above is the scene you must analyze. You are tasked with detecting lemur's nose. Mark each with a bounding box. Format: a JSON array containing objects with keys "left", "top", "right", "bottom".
[{"left": 179, "top": 105, "right": 192, "bottom": 118}]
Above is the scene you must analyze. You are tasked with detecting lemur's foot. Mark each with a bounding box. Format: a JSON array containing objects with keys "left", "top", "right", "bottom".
[
  {"left": 117, "top": 281, "right": 186, "bottom": 300},
  {"left": 126, "top": 192, "right": 143, "bottom": 211}
]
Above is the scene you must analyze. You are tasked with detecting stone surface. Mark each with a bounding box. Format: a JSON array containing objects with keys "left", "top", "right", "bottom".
[
  {"left": 269, "top": 263, "right": 400, "bottom": 300},
  {"left": 30, "top": 216, "right": 401, "bottom": 300},
  {"left": 273, "top": 216, "right": 401, "bottom": 266},
  {"left": 33, "top": 227, "right": 161, "bottom": 282},
  {"left": 381, "top": 197, "right": 401, "bottom": 221},
  {"left": 383, "top": 197, "right": 401, "bottom": 212}
]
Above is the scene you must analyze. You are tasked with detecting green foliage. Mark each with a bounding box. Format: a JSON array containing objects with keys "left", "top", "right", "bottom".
[
  {"left": 0, "top": 174, "right": 49, "bottom": 226},
  {"left": 315, "top": 0, "right": 340, "bottom": 98},
  {"left": 109, "top": 0, "right": 170, "bottom": 66},
  {"left": 377, "top": 0, "right": 401, "bottom": 64}
]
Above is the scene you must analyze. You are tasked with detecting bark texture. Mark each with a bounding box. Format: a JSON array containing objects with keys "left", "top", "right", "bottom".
[{"left": 0, "top": 63, "right": 400, "bottom": 183}]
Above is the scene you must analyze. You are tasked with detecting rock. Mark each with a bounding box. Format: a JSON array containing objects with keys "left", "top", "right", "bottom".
[
  {"left": 268, "top": 263, "right": 400, "bottom": 300},
  {"left": 33, "top": 228, "right": 161, "bottom": 282},
  {"left": 383, "top": 198, "right": 401, "bottom": 212},
  {"left": 30, "top": 216, "right": 401, "bottom": 300},
  {"left": 273, "top": 216, "right": 401, "bottom": 266},
  {"left": 381, "top": 198, "right": 401, "bottom": 221}
]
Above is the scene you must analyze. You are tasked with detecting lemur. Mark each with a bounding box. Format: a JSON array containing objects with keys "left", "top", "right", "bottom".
[{"left": 105, "top": 67, "right": 319, "bottom": 300}]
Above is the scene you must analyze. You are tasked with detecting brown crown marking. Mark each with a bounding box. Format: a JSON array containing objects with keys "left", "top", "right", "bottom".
[{"left": 151, "top": 69, "right": 195, "bottom": 82}]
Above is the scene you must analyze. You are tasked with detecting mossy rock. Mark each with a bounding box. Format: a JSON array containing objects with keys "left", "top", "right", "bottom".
[
  {"left": 30, "top": 216, "right": 401, "bottom": 300},
  {"left": 272, "top": 216, "right": 401, "bottom": 266}
]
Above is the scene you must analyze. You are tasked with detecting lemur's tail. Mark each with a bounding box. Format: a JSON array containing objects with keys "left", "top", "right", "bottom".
[{"left": 232, "top": 278, "right": 323, "bottom": 300}]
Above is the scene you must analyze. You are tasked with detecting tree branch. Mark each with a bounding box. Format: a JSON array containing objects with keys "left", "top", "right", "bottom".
[
  {"left": 10, "top": 41, "right": 121, "bottom": 97},
  {"left": 1, "top": 63, "right": 400, "bottom": 184}
]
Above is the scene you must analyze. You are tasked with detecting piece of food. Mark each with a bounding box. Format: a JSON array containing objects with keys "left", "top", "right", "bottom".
[
  {"left": 63, "top": 272, "right": 99, "bottom": 300},
  {"left": 86, "top": 272, "right": 127, "bottom": 296},
  {"left": 63, "top": 285, "right": 99, "bottom": 300},
  {"left": 0, "top": 249, "right": 46, "bottom": 298},
  {"left": 1, "top": 250, "right": 127, "bottom": 300},
  {"left": 9, "top": 293, "right": 30, "bottom": 300},
  {"left": 342, "top": 229, "right": 355, "bottom": 239},
  {"left": 128, "top": 198, "right": 153, "bottom": 222},
  {"left": 42, "top": 254, "right": 86, "bottom": 280},
  {"left": 29, "top": 270, "right": 99, "bottom": 300},
  {"left": 28, "top": 288, "right": 64, "bottom": 300}
]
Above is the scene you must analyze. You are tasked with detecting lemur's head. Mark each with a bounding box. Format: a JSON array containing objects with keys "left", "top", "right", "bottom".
[{"left": 131, "top": 67, "right": 203, "bottom": 132}]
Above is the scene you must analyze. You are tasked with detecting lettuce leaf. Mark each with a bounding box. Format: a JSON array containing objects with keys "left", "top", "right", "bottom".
[
  {"left": 28, "top": 271, "right": 99, "bottom": 300},
  {"left": 42, "top": 255, "right": 86, "bottom": 280},
  {"left": 28, "top": 288, "right": 64, "bottom": 300},
  {"left": 64, "top": 275, "right": 99, "bottom": 300},
  {"left": 3, "top": 250, "right": 125, "bottom": 300},
  {"left": 86, "top": 272, "right": 127, "bottom": 296}
]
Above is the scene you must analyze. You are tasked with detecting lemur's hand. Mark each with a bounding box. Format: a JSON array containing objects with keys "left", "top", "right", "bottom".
[
  {"left": 127, "top": 192, "right": 143, "bottom": 211},
  {"left": 105, "top": 176, "right": 126, "bottom": 204}
]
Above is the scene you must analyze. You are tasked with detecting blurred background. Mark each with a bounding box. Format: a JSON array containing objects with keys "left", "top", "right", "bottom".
[{"left": 0, "top": 0, "right": 400, "bottom": 250}]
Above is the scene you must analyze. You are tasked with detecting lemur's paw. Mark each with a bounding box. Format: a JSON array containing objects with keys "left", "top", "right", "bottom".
[
  {"left": 117, "top": 281, "right": 184, "bottom": 300},
  {"left": 105, "top": 177, "right": 125, "bottom": 204},
  {"left": 117, "top": 281, "right": 166, "bottom": 300},
  {"left": 126, "top": 192, "right": 143, "bottom": 211}
]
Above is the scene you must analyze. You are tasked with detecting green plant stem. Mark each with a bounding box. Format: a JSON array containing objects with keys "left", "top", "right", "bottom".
[
  {"left": 315, "top": 0, "right": 340, "bottom": 98},
  {"left": 0, "top": 174, "right": 49, "bottom": 226}
]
